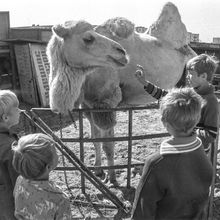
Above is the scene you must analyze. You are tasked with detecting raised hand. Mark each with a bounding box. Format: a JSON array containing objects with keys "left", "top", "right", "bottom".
[{"left": 135, "top": 64, "right": 147, "bottom": 85}]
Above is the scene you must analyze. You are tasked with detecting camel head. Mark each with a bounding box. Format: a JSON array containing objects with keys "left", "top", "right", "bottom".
[{"left": 47, "top": 20, "right": 129, "bottom": 114}]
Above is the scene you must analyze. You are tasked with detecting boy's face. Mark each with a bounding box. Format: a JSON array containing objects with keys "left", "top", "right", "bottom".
[
  {"left": 186, "top": 69, "right": 207, "bottom": 88},
  {"left": 5, "top": 106, "right": 21, "bottom": 128}
]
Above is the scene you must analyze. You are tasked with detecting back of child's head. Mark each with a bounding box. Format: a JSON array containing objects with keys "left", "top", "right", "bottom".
[
  {"left": 0, "top": 90, "right": 19, "bottom": 120},
  {"left": 186, "top": 53, "right": 218, "bottom": 82},
  {"left": 12, "top": 133, "right": 57, "bottom": 180},
  {"left": 160, "top": 87, "right": 203, "bottom": 134}
]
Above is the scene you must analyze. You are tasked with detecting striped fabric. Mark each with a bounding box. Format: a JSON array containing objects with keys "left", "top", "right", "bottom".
[
  {"left": 196, "top": 123, "right": 218, "bottom": 139},
  {"left": 160, "top": 135, "right": 202, "bottom": 155},
  {"left": 144, "top": 83, "right": 168, "bottom": 100}
]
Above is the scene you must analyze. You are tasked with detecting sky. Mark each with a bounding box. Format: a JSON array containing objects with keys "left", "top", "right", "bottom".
[{"left": 1, "top": 0, "right": 220, "bottom": 43}]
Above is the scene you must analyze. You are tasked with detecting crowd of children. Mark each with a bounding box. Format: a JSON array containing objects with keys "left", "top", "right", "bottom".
[
  {"left": 0, "top": 53, "right": 219, "bottom": 219},
  {"left": 0, "top": 90, "right": 72, "bottom": 219}
]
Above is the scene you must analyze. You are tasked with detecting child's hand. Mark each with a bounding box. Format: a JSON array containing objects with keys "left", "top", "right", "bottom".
[{"left": 135, "top": 64, "right": 147, "bottom": 85}]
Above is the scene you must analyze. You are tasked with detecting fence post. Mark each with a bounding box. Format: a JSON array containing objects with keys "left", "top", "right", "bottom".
[
  {"left": 127, "top": 109, "right": 133, "bottom": 188},
  {"left": 79, "top": 110, "right": 85, "bottom": 193}
]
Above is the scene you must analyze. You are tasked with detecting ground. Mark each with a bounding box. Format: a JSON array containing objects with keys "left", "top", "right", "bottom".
[{"left": 14, "top": 104, "right": 220, "bottom": 220}]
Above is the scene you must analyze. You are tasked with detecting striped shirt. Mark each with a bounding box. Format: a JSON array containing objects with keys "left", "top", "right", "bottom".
[{"left": 160, "top": 133, "right": 202, "bottom": 155}]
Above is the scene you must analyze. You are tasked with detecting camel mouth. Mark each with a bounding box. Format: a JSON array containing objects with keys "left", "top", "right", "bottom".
[{"left": 107, "top": 55, "right": 128, "bottom": 67}]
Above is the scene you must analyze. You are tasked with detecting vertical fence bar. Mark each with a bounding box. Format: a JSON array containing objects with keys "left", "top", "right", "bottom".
[
  {"left": 208, "top": 130, "right": 219, "bottom": 220},
  {"left": 127, "top": 109, "right": 133, "bottom": 188},
  {"left": 79, "top": 110, "right": 85, "bottom": 193}
]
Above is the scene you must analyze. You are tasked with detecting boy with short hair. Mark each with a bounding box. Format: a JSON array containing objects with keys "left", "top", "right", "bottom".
[
  {"left": 12, "top": 133, "right": 72, "bottom": 219},
  {"left": 131, "top": 87, "right": 213, "bottom": 219},
  {"left": 0, "top": 90, "right": 21, "bottom": 220},
  {"left": 135, "top": 54, "right": 219, "bottom": 153}
]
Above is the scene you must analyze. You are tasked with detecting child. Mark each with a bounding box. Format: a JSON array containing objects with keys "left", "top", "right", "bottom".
[
  {"left": 131, "top": 87, "right": 213, "bottom": 219},
  {"left": 12, "top": 133, "right": 72, "bottom": 220},
  {"left": 135, "top": 54, "right": 219, "bottom": 154},
  {"left": 0, "top": 89, "right": 21, "bottom": 220}
]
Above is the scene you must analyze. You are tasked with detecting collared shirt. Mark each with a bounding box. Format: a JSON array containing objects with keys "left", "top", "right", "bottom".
[
  {"left": 14, "top": 176, "right": 72, "bottom": 220},
  {"left": 160, "top": 133, "right": 202, "bottom": 155}
]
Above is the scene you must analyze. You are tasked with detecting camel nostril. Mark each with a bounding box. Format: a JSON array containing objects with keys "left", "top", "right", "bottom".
[{"left": 114, "top": 46, "right": 126, "bottom": 56}]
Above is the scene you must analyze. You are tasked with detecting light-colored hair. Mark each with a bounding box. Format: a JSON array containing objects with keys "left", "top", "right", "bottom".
[
  {"left": 186, "top": 53, "right": 219, "bottom": 82},
  {"left": 12, "top": 133, "right": 57, "bottom": 180},
  {"left": 160, "top": 87, "right": 203, "bottom": 133},
  {"left": 0, "top": 90, "right": 19, "bottom": 119}
]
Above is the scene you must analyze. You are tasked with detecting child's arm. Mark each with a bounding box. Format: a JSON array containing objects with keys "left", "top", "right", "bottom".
[
  {"left": 135, "top": 65, "right": 168, "bottom": 100},
  {"left": 131, "top": 154, "right": 163, "bottom": 219},
  {"left": 195, "top": 99, "right": 219, "bottom": 151},
  {"left": 5, "top": 146, "right": 19, "bottom": 189}
]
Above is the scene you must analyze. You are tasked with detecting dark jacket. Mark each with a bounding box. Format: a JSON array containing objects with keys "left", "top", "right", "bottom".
[
  {"left": 131, "top": 135, "right": 213, "bottom": 220},
  {"left": 0, "top": 127, "right": 19, "bottom": 220}
]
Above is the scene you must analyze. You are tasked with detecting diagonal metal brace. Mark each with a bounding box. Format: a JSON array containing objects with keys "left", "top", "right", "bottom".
[{"left": 22, "top": 110, "right": 129, "bottom": 214}]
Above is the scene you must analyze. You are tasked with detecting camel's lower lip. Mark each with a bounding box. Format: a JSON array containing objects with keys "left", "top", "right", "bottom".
[{"left": 107, "top": 56, "right": 128, "bottom": 67}]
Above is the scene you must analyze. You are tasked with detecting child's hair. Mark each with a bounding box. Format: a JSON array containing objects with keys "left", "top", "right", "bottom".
[
  {"left": 0, "top": 90, "right": 19, "bottom": 119},
  {"left": 12, "top": 133, "right": 57, "bottom": 179},
  {"left": 186, "top": 53, "right": 219, "bottom": 82},
  {"left": 160, "top": 87, "right": 203, "bottom": 133}
]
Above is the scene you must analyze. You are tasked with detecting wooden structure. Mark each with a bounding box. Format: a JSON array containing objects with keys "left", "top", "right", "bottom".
[{"left": 0, "top": 12, "right": 15, "bottom": 90}]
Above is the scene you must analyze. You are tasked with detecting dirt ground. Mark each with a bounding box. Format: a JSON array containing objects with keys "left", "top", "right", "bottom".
[{"left": 14, "top": 105, "right": 220, "bottom": 220}]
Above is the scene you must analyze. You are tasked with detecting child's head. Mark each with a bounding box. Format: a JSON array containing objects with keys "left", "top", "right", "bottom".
[
  {"left": 186, "top": 54, "right": 218, "bottom": 87},
  {"left": 12, "top": 133, "right": 59, "bottom": 180},
  {"left": 0, "top": 90, "right": 21, "bottom": 128},
  {"left": 160, "top": 87, "right": 203, "bottom": 136}
]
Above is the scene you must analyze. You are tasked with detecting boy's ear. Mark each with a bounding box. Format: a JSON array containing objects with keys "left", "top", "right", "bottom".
[
  {"left": 201, "top": 72, "right": 208, "bottom": 79},
  {"left": 1, "top": 113, "right": 8, "bottom": 122},
  {"left": 46, "top": 164, "right": 53, "bottom": 171}
]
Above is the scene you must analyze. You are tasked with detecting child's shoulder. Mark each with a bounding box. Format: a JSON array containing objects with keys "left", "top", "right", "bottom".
[
  {"left": 0, "top": 129, "right": 17, "bottom": 158},
  {"left": 142, "top": 151, "right": 163, "bottom": 175}
]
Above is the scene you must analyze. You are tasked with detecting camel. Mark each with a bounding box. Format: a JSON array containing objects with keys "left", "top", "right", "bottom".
[
  {"left": 47, "top": 20, "right": 129, "bottom": 114},
  {"left": 47, "top": 2, "right": 197, "bottom": 186}
]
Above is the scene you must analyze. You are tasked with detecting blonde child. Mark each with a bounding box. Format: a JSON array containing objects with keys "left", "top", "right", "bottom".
[
  {"left": 131, "top": 87, "right": 213, "bottom": 219},
  {"left": 12, "top": 133, "right": 72, "bottom": 220},
  {"left": 135, "top": 54, "right": 219, "bottom": 154},
  {"left": 0, "top": 89, "right": 21, "bottom": 220}
]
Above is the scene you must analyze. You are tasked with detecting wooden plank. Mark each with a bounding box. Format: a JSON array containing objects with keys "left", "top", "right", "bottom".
[
  {"left": 14, "top": 44, "right": 39, "bottom": 105},
  {"left": 0, "top": 12, "right": 9, "bottom": 46},
  {"left": 29, "top": 43, "right": 50, "bottom": 107}
]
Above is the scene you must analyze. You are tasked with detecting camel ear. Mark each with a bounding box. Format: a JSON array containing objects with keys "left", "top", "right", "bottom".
[
  {"left": 147, "top": 2, "right": 188, "bottom": 48},
  {"left": 52, "top": 24, "right": 69, "bottom": 39}
]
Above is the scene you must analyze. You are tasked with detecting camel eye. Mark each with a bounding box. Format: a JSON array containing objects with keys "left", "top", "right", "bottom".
[{"left": 83, "top": 34, "right": 95, "bottom": 45}]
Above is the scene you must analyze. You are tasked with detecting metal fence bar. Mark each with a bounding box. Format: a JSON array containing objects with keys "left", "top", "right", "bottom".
[
  {"left": 79, "top": 110, "right": 85, "bottom": 193},
  {"left": 127, "top": 109, "right": 133, "bottom": 188},
  {"left": 31, "top": 104, "right": 159, "bottom": 113},
  {"left": 55, "top": 162, "right": 145, "bottom": 171},
  {"left": 60, "top": 133, "right": 170, "bottom": 143},
  {"left": 207, "top": 131, "right": 219, "bottom": 219}
]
